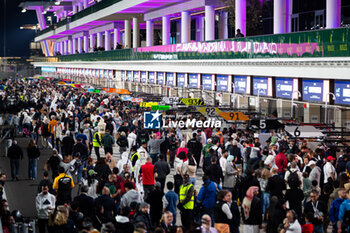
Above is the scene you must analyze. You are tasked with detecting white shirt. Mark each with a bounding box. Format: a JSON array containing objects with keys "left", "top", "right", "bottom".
[
  {"left": 219, "top": 157, "right": 227, "bottom": 175},
  {"left": 286, "top": 220, "right": 302, "bottom": 233},
  {"left": 323, "top": 162, "right": 337, "bottom": 183}
]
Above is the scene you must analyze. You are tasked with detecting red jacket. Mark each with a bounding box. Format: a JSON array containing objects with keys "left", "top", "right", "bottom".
[
  {"left": 275, "top": 152, "right": 288, "bottom": 173},
  {"left": 141, "top": 162, "right": 155, "bottom": 185},
  {"left": 302, "top": 223, "right": 313, "bottom": 233}
]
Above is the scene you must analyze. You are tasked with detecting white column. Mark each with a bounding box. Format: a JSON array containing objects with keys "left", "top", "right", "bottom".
[
  {"left": 196, "top": 16, "right": 204, "bottom": 42},
  {"left": 63, "top": 11, "right": 68, "bottom": 18},
  {"left": 286, "top": 0, "right": 293, "bottom": 33},
  {"left": 78, "top": 37, "right": 82, "bottom": 53},
  {"left": 146, "top": 20, "right": 154, "bottom": 47},
  {"left": 162, "top": 16, "right": 171, "bottom": 45},
  {"left": 181, "top": 11, "right": 191, "bottom": 43},
  {"left": 113, "top": 28, "right": 121, "bottom": 49},
  {"left": 97, "top": 32, "right": 103, "bottom": 48},
  {"left": 124, "top": 19, "right": 131, "bottom": 48},
  {"left": 73, "top": 4, "right": 78, "bottom": 14},
  {"left": 326, "top": 0, "right": 341, "bottom": 29},
  {"left": 83, "top": 0, "right": 88, "bottom": 8},
  {"left": 90, "top": 34, "right": 96, "bottom": 50},
  {"left": 219, "top": 11, "right": 228, "bottom": 39},
  {"left": 83, "top": 35, "right": 89, "bottom": 52},
  {"left": 133, "top": 17, "right": 139, "bottom": 48},
  {"left": 235, "top": 0, "right": 246, "bottom": 36},
  {"left": 72, "top": 38, "right": 77, "bottom": 54},
  {"left": 59, "top": 42, "right": 64, "bottom": 54},
  {"left": 105, "top": 30, "right": 111, "bottom": 50},
  {"left": 63, "top": 41, "right": 67, "bottom": 54},
  {"left": 68, "top": 40, "right": 72, "bottom": 54},
  {"left": 274, "top": 0, "right": 287, "bottom": 34},
  {"left": 205, "top": 5, "right": 215, "bottom": 41}
]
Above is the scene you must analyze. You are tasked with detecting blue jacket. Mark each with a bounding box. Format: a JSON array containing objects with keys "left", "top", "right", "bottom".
[
  {"left": 329, "top": 197, "right": 345, "bottom": 223},
  {"left": 164, "top": 190, "right": 178, "bottom": 215},
  {"left": 197, "top": 180, "right": 222, "bottom": 208},
  {"left": 338, "top": 199, "right": 350, "bottom": 228}
]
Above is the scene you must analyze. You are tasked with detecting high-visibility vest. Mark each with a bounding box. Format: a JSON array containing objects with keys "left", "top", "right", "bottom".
[
  {"left": 179, "top": 184, "right": 194, "bottom": 210},
  {"left": 92, "top": 132, "right": 101, "bottom": 147},
  {"left": 130, "top": 152, "right": 139, "bottom": 172}
]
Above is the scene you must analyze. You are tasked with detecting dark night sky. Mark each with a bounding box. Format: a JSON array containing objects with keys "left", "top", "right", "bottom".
[{"left": 0, "top": 0, "right": 37, "bottom": 57}]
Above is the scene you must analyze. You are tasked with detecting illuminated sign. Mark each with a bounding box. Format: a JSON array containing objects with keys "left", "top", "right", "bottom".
[
  {"left": 177, "top": 73, "right": 185, "bottom": 87},
  {"left": 166, "top": 73, "right": 175, "bottom": 86},
  {"left": 217, "top": 75, "right": 230, "bottom": 92},
  {"left": 188, "top": 74, "right": 199, "bottom": 89},
  {"left": 41, "top": 67, "right": 56, "bottom": 73},
  {"left": 149, "top": 72, "right": 155, "bottom": 84},
  {"left": 253, "top": 77, "right": 271, "bottom": 96},
  {"left": 335, "top": 81, "right": 350, "bottom": 105},
  {"left": 141, "top": 71, "right": 147, "bottom": 83},
  {"left": 202, "top": 74, "right": 214, "bottom": 91},
  {"left": 276, "top": 78, "right": 294, "bottom": 98},
  {"left": 303, "top": 80, "right": 323, "bottom": 102},
  {"left": 234, "top": 76, "right": 248, "bottom": 94},
  {"left": 157, "top": 72, "right": 165, "bottom": 85}
]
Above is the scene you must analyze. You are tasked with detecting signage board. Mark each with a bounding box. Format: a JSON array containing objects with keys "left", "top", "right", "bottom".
[
  {"left": 219, "top": 112, "right": 250, "bottom": 121},
  {"left": 181, "top": 98, "right": 205, "bottom": 106},
  {"left": 253, "top": 77, "right": 269, "bottom": 96},
  {"left": 157, "top": 72, "right": 165, "bottom": 85},
  {"left": 133, "top": 71, "right": 140, "bottom": 82},
  {"left": 202, "top": 74, "right": 214, "bottom": 91},
  {"left": 188, "top": 74, "right": 199, "bottom": 89},
  {"left": 197, "top": 107, "right": 222, "bottom": 117},
  {"left": 177, "top": 73, "right": 186, "bottom": 87},
  {"left": 217, "top": 75, "right": 230, "bottom": 92},
  {"left": 335, "top": 81, "right": 350, "bottom": 105},
  {"left": 166, "top": 73, "right": 175, "bottom": 86},
  {"left": 276, "top": 78, "right": 294, "bottom": 98},
  {"left": 151, "top": 105, "right": 170, "bottom": 111},
  {"left": 126, "top": 71, "right": 132, "bottom": 82},
  {"left": 41, "top": 67, "right": 56, "bottom": 73},
  {"left": 161, "top": 97, "right": 181, "bottom": 105},
  {"left": 141, "top": 71, "right": 147, "bottom": 83},
  {"left": 302, "top": 80, "right": 323, "bottom": 102},
  {"left": 234, "top": 76, "right": 249, "bottom": 94},
  {"left": 149, "top": 72, "right": 155, "bottom": 84},
  {"left": 140, "top": 102, "right": 158, "bottom": 107}
]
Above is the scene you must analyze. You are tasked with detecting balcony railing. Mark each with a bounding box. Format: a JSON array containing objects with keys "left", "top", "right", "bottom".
[{"left": 33, "top": 27, "right": 350, "bottom": 63}]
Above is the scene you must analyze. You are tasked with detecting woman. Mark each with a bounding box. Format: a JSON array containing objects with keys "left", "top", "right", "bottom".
[
  {"left": 223, "top": 155, "right": 236, "bottom": 193},
  {"left": 258, "top": 168, "right": 271, "bottom": 219},
  {"left": 242, "top": 186, "right": 262, "bottom": 233},
  {"left": 214, "top": 190, "right": 233, "bottom": 233},
  {"left": 27, "top": 139, "right": 40, "bottom": 180},
  {"left": 52, "top": 205, "right": 77, "bottom": 233},
  {"left": 117, "top": 131, "right": 128, "bottom": 155},
  {"left": 182, "top": 154, "right": 197, "bottom": 185},
  {"left": 176, "top": 141, "right": 188, "bottom": 157},
  {"left": 174, "top": 151, "right": 186, "bottom": 194}
]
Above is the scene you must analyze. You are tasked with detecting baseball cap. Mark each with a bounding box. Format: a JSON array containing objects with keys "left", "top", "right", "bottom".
[
  {"left": 326, "top": 156, "right": 336, "bottom": 161},
  {"left": 139, "top": 202, "right": 149, "bottom": 209},
  {"left": 308, "top": 160, "right": 316, "bottom": 166},
  {"left": 88, "top": 169, "right": 98, "bottom": 176}
]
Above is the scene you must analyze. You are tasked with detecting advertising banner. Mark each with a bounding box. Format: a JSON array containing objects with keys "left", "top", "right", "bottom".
[
  {"left": 149, "top": 72, "right": 155, "bottom": 84},
  {"left": 276, "top": 78, "right": 294, "bottom": 98},
  {"left": 157, "top": 72, "right": 165, "bottom": 85},
  {"left": 166, "top": 73, "right": 175, "bottom": 86},
  {"left": 134, "top": 71, "right": 140, "bottom": 82},
  {"left": 335, "top": 81, "right": 350, "bottom": 105},
  {"left": 202, "top": 74, "right": 214, "bottom": 91},
  {"left": 42, "top": 67, "right": 56, "bottom": 73},
  {"left": 217, "top": 75, "right": 230, "bottom": 92},
  {"left": 126, "top": 71, "right": 132, "bottom": 82},
  {"left": 177, "top": 73, "right": 186, "bottom": 87},
  {"left": 121, "top": 70, "right": 124, "bottom": 81},
  {"left": 188, "top": 74, "right": 199, "bottom": 89},
  {"left": 234, "top": 76, "right": 248, "bottom": 94},
  {"left": 302, "top": 80, "right": 323, "bottom": 102},
  {"left": 253, "top": 77, "right": 269, "bottom": 96},
  {"left": 141, "top": 71, "right": 147, "bottom": 83}
]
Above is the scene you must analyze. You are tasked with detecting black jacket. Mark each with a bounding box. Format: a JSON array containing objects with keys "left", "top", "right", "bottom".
[
  {"left": 134, "top": 211, "right": 152, "bottom": 231},
  {"left": 73, "top": 193, "right": 95, "bottom": 218},
  {"left": 242, "top": 196, "right": 262, "bottom": 225},
  {"left": 7, "top": 144, "right": 23, "bottom": 160},
  {"left": 187, "top": 138, "right": 202, "bottom": 157},
  {"left": 304, "top": 199, "right": 328, "bottom": 226},
  {"left": 62, "top": 135, "right": 75, "bottom": 156},
  {"left": 265, "top": 174, "right": 286, "bottom": 199},
  {"left": 94, "top": 194, "right": 116, "bottom": 219},
  {"left": 27, "top": 146, "right": 40, "bottom": 159},
  {"left": 154, "top": 160, "right": 170, "bottom": 179},
  {"left": 204, "top": 164, "right": 223, "bottom": 185},
  {"left": 72, "top": 142, "right": 88, "bottom": 161},
  {"left": 227, "top": 145, "right": 242, "bottom": 164}
]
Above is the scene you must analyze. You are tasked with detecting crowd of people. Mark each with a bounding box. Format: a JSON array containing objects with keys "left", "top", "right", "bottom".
[{"left": 0, "top": 77, "right": 350, "bottom": 233}]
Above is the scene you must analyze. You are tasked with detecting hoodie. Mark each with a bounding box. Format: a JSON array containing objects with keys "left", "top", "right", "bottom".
[
  {"left": 120, "top": 189, "right": 143, "bottom": 209},
  {"left": 36, "top": 192, "right": 56, "bottom": 219},
  {"left": 117, "top": 152, "right": 133, "bottom": 175}
]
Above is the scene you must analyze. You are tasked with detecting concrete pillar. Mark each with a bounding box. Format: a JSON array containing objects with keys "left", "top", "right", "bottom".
[
  {"left": 63, "top": 41, "right": 67, "bottom": 55},
  {"left": 63, "top": 11, "right": 68, "bottom": 18},
  {"left": 274, "top": 0, "right": 287, "bottom": 34},
  {"left": 162, "top": 16, "right": 171, "bottom": 45},
  {"left": 72, "top": 38, "right": 77, "bottom": 54},
  {"left": 326, "top": 0, "right": 341, "bottom": 29},
  {"left": 205, "top": 6, "right": 215, "bottom": 41},
  {"left": 83, "top": 35, "right": 89, "bottom": 52},
  {"left": 181, "top": 11, "right": 191, "bottom": 43},
  {"left": 133, "top": 17, "right": 139, "bottom": 48},
  {"left": 219, "top": 11, "right": 228, "bottom": 39},
  {"left": 146, "top": 20, "right": 154, "bottom": 47},
  {"left": 105, "top": 30, "right": 111, "bottom": 50},
  {"left": 90, "top": 34, "right": 96, "bottom": 50},
  {"left": 77, "top": 37, "right": 82, "bottom": 53},
  {"left": 78, "top": 2, "right": 83, "bottom": 12},
  {"left": 59, "top": 42, "right": 64, "bottom": 54},
  {"left": 196, "top": 16, "right": 204, "bottom": 42},
  {"left": 286, "top": 0, "right": 293, "bottom": 33},
  {"left": 73, "top": 4, "right": 78, "bottom": 14},
  {"left": 113, "top": 28, "right": 121, "bottom": 49},
  {"left": 83, "top": 0, "right": 88, "bottom": 8},
  {"left": 68, "top": 40, "right": 72, "bottom": 54},
  {"left": 235, "top": 0, "right": 246, "bottom": 36},
  {"left": 97, "top": 32, "right": 103, "bottom": 48},
  {"left": 124, "top": 19, "right": 131, "bottom": 48}
]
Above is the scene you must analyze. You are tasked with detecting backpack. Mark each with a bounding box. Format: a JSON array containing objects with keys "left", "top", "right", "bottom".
[
  {"left": 287, "top": 170, "right": 300, "bottom": 187},
  {"left": 212, "top": 146, "right": 219, "bottom": 158}
]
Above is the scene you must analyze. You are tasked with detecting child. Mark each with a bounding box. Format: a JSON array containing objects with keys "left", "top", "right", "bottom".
[{"left": 302, "top": 212, "right": 314, "bottom": 233}]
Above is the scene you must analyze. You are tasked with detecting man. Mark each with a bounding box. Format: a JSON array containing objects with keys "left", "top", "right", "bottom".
[
  {"left": 219, "top": 149, "right": 228, "bottom": 175},
  {"left": 202, "top": 139, "right": 214, "bottom": 170},
  {"left": 92, "top": 128, "right": 102, "bottom": 160},
  {"left": 154, "top": 154, "right": 170, "bottom": 192},
  {"left": 130, "top": 146, "right": 139, "bottom": 177},
  {"left": 187, "top": 133, "right": 203, "bottom": 166},
  {"left": 324, "top": 156, "right": 337, "bottom": 184},
  {"left": 7, "top": 140, "right": 23, "bottom": 181},
  {"left": 72, "top": 138, "right": 89, "bottom": 183},
  {"left": 61, "top": 130, "right": 75, "bottom": 156},
  {"left": 36, "top": 185, "right": 56, "bottom": 233},
  {"left": 161, "top": 211, "right": 176, "bottom": 233},
  {"left": 94, "top": 187, "right": 116, "bottom": 219},
  {"left": 329, "top": 188, "right": 346, "bottom": 233},
  {"left": 337, "top": 188, "right": 350, "bottom": 233},
  {"left": 48, "top": 115, "right": 57, "bottom": 148},
  {"left": 179, "top": 174, "right": 195, "bottom": 230},
  {"left": 148, "top": 133, "right": 166, "bottom": 164},
  {"left": 200, "top": 214, "right": 218, "bottom": 233},
  {"left": 265, "top": 168, "right": 286, "bottom": 199},
  {"left": 120, "top": 181, "right": 142, "bottom": 209},
  {"left": 73, "top": 185, "right": 94, "bottom": 218},
  {"left": 304, "top": 189, "right": 328, "bottom": 233},
  {"left": 163, "top": 182, "right": 178, "bottom": 225},
  {"left": 0, "top": 173, "right": 6, "bottom": 199},
  {"left": 204, "top": 156, "right": 223, "bottom": 185},
  {"left": 52, "top": 167, "right": 75, "bottom": 205},
  {"left": 101, "top": 129, "right": 115, "bottom": 155},
  {"left": 309, "top": 160, "right": 321, "bottom": 189},
  {"left": 139, "top": 157, "right": 157, "bottom": 200},
  {"left": 280, "top": 210, "right": 302, "bottom": 233},
  {"left": 134, "top": 202, "right": 152, "bottom": 231},
  {"left": 275, "top": 147, "right": 288, "bottom": 178},
  {"left": 235, "top": 29, "right": 244, "bottom": 38}
]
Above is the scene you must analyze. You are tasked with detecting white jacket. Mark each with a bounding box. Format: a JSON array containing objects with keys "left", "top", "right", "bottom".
[{"left": 36, "top": 192, "right": 56, "bottom": 219}]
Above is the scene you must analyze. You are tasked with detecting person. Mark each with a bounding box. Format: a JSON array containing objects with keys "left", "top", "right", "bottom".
[
  {"left": 154, "top": 154, "right": 170, "bottom": 192},
  {"left": 280, "top": 210, "right": 302, "bottom": 233},
  {"left": 163, "top": 182, "right": 178, "bottom": 225},
  {"left": 160, "top": 211, "right": 176, "bottom": 233},
  {"left": 182, "top": 154, "right": 197, "bottom": 185},
  {"left": 101, "top": 129, "right": 115, "bottom": 155},
  {"left": 94, "top": 187, "right": 116, "bottom": 219},
  {"left": 275, "top": 147, "right": 288, "bottom": 178},
  {"left": 139, "top": 157, "right": 156, "bottom": 200},
  {"left": 7, "top": 140, "right": 23, "bottom": 181},
  {"left": 130, "top": 145, "right": 139, "bottom": 177},
  {"left": 52, "top": 205, "right": 77, "bottom": 233},
  {"left": 37, "top": 171, "right": 54, "bottom": 194},
  {"left": 200, "top": 214, "right": 218, "bottom": 233},
  {"left": 146, "top": 182, "right": 164, "bottom": 227},
  {"left": 27, "top": 139, "right": 40, "bottom": 180},
  {"left": 235, "top": 29, "right": 244, "bottom": 38},
  {"left": 92, "top": 129, "right": 102, "bottom": 160},
  {"left": 0, "top": 173, "right": 6, "bottom": 200},
  {"left": 148, "top": 133, "right": 165, "bottom": 164},
  {"left": 337, "top": 188, "right": 350, "bottom": 233},
  {"left": 223, "top": 155, "right": 237, "bottom": 193},
  {"left": 187, "top": 133, "right": 203, "bottom": 166},
  {"left": 133, "top": 202, "right": 152, "bottom": 232},
  {"left": 120, "top": 181, "right": 143, "bottom": 209},
  {"left": 285, "top": 175, "right": 304, "bottom": 222},
  {"left": 73, "top": 185, "right": 95, "bottom": 218},
  {"left": 36, "top": 185, "right": 55, "bottom": 233},
  {"left": 214, "top": 190, "right": 233, "bottom": 233},
  {"left": 62, "top": 131, "right": 75, "bottom": 156},
  {"left": 323, "top": 156, "right": 337, "bottom": 184},
  {"left": 329, "top": 188, "right": 346, "bottom": 233},
  {"left": 115, "top": 207, "right": 134, "bottom": 233},
  {"left": 266, "top": 168, "right": 286, "bottom": 199},
  {"left": 72, "top": 138, "right": 89, "bottom": 183},
  {"left": 46, "top": 149, "right": 60, "bottom": 180},
  {"left": 242, "top": 186, "right": 262, "bottom": 233},
  {"left": 117, "top": 131, "right": 129, "bottom": 156},
  {"left": 302, "top": 213, "right": 314, "bottom": 233},
  {"left": 304, "top": 189, "right": 328, "bottom": 233},
  {"left": 179, "top": 174, "right": 195, "bottom": 230},
  {"left": 52, "top": 167, "right": 75, "bottom": 205},
  {"left": 197, "top": 175, "right": 221, "bottom": 222},
  {"left": 204, "top": 156, "right": 223, "bottom": 185}
]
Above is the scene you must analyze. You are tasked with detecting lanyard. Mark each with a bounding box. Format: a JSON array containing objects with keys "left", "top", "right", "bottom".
[{"left": 312, "top": 201, "right": 318, "bottom": 213}]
